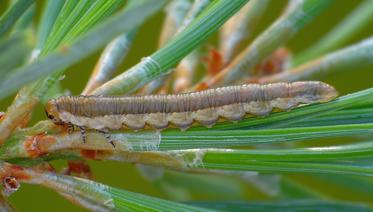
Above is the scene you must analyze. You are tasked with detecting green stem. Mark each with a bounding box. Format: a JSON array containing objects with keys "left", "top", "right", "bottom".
[
  {"left": 35, "top": 0, "right": 65, "bottom": 50},
  {"left": 219, "top": 0, "right": 269, "bottom": 63},
  {"left": 82, "top": 30, "right": 137, "bottom": 94},
  {"left": 258, "top": 37, "right": 373, "bottom": 83},
  {"left": 0, "top": 1, "right": 165, "bottom": 144},
  {"left": 0, "top": 0, "right": 35, "bottom": 37},
  {"left": 161, "top": 123, "right": 373, "bottom": 149},
  {"left": 0, "top": 0, "right": 166, "bottom": 99},
  {"left": 92, "top": 0, "right": 249, "bottom": 95},
  {"left": 190, "top": 87, "right": 373, "bottom": 131},
  {"left": 216, "top": 0, "right": 331, "bottom": 85},
  {"left": 294, "top": 0, "right": 373, "bottom": 65}
]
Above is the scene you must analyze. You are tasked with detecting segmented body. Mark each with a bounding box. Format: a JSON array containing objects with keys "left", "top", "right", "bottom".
[{"left": 45, "top": 81, "right": 337, "bottom": 131}]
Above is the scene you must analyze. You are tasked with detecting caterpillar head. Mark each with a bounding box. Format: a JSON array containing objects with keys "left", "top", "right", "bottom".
[
  {"left": 291, "top": 81, "right": 338, "bottom": 103},
  {"left": 45, "top": 99, "right": 64, "bottom": 125}
]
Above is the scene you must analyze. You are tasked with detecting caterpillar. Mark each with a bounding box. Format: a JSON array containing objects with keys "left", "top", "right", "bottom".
[{"left": 45, "top": 81, "right": 337, "bottom": 135}]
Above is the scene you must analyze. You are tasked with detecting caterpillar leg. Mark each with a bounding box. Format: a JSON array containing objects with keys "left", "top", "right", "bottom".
[
  {"left": 96, "top": 129, "right": 115, "bottom": 148},
  {"left": 78, "top": 126, "right": 87, "bottom": 143},
  {"left": 67, "top": 123, "right": 74, "bottom": 134}
]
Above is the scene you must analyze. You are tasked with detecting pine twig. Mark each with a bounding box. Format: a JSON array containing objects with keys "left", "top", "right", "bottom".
[{"left": 191, "top": 0, "right": 331, "bottom": 91}]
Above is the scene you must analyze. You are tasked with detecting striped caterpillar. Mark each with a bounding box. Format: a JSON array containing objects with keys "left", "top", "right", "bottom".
[{"left": 45, "top": 81, "right": 337, "bottom": 142}]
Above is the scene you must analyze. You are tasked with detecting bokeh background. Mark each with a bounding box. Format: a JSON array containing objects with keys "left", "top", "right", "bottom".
[{"left": 1, "top": 0, "right": 373, "bottom": 211}]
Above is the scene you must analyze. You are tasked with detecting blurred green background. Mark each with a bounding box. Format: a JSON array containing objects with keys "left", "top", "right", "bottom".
[{"left": 1, "top": 0, "right": 373, "bottom": 211}]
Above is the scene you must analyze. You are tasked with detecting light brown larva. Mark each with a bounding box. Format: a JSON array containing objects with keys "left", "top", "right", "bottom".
[{"left": 45, "top": 81, "right": 337, "bottom": 131}]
